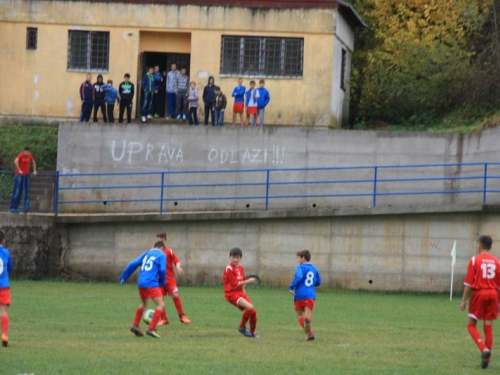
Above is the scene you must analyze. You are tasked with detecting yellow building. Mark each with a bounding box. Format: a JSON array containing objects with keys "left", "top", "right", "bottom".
[{"left": 0, "top": 0, "right": 365, "bottom": 127}]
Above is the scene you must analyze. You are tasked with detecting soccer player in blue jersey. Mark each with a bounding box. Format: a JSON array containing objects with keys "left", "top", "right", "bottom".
[
  {"left": 289, "top": 250, "right": 321, "bottom": 341},
  {"left": 120, "top": 241, "right": 167, "bottom": 339},
  {"left": 0, "top": 230, "right": 12, "bottom": 347}
]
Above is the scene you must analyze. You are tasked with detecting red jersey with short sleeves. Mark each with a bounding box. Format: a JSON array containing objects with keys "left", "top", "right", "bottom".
[
  {"left": 164, "top": 247, "right": 180, "bottom": 287},
  {"left": 223, "top": 263, "right": 245, "bottom": 297},
  {"left": 15, "top": 152, "right": 35, "bottom": 176},
  {"left": 464, "top": 253, "right": 500, "bottom": 290}
]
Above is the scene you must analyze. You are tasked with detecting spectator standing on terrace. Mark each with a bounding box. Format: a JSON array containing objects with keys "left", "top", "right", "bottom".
[
  {"left": 245, "top": 80, "right": 260, "bottom": 128},
  {"left": 152, "top": 65, "right": 164, "bottom": 118},
  {"left": 176, "top": 68, "right": 189, "bottom": 121},
  {"left": 79, "top": 73, "right": 94, "bottom": 122},
  {"left": 103, "top": 80, "right": 120, "bottom": 124},
  {"left": 93, "top": 74, "right": 107, "bottom": 123},
  {"left": 141, "top": 67, "right": 155, "bottom": 123},
  {"left": 231, "top": 78, "right": 245, "bottom": 128},
  {"left": 10, "top": 147, "right": 37, "bottom": 213},
  {"left": 166, "top": 62, "right": 179, "bottom": 119},
  {"left": 119, "top": 73, "right": 134, "bottom": 124},
  {"left": 214, "top": 86, "right": 227, "bottom": 127},
  {"left": 187, "top": 81, "right": 199, "bottom": 126},
  {"left": 203, "top": 76, "right": 216, "bottom": 126},
  {"left": 257, "top": 79, "right": 271, "bottom": 128}
]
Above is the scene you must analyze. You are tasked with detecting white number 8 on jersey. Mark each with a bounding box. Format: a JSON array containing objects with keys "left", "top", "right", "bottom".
[{"left": 305, "top": 271, "right": 315, "bottom": 287}]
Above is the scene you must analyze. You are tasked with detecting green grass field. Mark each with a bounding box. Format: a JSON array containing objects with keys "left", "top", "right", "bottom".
[{"left": 0, "top": 281, "right": 495, "bottom": 374}]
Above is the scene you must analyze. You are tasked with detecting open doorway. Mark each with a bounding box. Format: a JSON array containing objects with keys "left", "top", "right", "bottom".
[{"left": 136, "top": 52, "right": 191, "bottom": 119}]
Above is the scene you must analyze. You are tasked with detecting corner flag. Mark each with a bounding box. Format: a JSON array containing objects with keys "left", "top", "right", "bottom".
[{"left": 450, "top": 240, "right": 457, "bottom": 301}]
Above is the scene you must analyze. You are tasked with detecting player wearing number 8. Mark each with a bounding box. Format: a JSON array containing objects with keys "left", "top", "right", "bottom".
[
  {"left": 461, "top": 235, "right": 500, "bottom": 369},
  {"left": 119, "top": 241, "right": 167, "bottom": 339},
  {"left": 0, "top": 230, "right": 13, "bottom": 348},
  {"left": 289, "top": 250, "right": 321, "bottom": 341}
]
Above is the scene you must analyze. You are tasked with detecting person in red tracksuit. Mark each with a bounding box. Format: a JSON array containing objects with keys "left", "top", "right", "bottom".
[{"left": 461, "top": 235, "right": 500, "bottom": 369}]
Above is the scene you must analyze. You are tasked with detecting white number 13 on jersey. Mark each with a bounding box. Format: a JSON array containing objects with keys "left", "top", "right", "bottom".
[{"left": 481, "top": 263, "right": 496, "bottom": 279}]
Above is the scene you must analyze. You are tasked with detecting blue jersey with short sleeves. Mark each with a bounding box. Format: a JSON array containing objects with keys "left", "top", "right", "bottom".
[
  {"left": 0, "top": 246, "right": 13, "bottom": 289},
  {"left": 119, "top": 249, "right": 166, "bottom": 288},
  {"left": 289, "top": 263, "right": 321, "bottom": 301}
]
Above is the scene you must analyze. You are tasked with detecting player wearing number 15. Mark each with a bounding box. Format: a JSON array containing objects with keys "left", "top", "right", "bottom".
[
  {"left": 119, "top": 241, "right": 167, "bottom": 339},
  {"left": 0, "top": 230, "right": 13, "bottom": 348},
  {"left": 289, "top": 250, "right": 321, "bottom": 342},
  {"left": 461, "top": 235, "right": 500, "bottom": 369}
]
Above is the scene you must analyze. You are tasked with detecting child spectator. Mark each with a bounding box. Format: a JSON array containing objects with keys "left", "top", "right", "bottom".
[
  {"left": 152, "top": 65, "right": 164, "bottom": 118},
  {"left": 93, "top": 74, "right": 107, "bottom": 123},
  {"left": 79, "top": 73, "right": 94, "bottom": 122},
  {"left": 104, "top": 80, "right": 120, "bottom": 124},
  {"left": 119, "top": 74, "right": 134, "bottom": 124},
  {"left": 141, "top": 67, "right": 154, "bottom": 123},
  {"left": 187, "top": 81, "right": 199, "bottom": 126},
  {"left": 231, "top": 78, "right": 245, "bottom": 128},
  {"left": 176, "top": 68, "right": 189, "bottom": 121},
  {"left": 202, "top": 76, "right": 216, "bottom": 126},
  {"left": 257, "top": 79, "right": 271, "bottom": 128},
  {"left": 166, "top": 62, "right": 179, "bottom": 119},
  {"left": 245, "top": 80, "right": 260, "bottom": 128},
  {"left": 214, "top": 86, "right": 227, "bottom": 127}
]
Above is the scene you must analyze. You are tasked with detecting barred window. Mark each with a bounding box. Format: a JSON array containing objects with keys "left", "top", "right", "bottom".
[
  {"left": 26, "top": 28, "right": 37, "bottom": 50},
  {"left": 340, "top": 48, "right": 347, "bottom": 91},
  {"left": 68, "top": 30, "right": 109, "bottom": 72},
  {"left": 220, "top": 36, "right": 303, "bottom": 78}
]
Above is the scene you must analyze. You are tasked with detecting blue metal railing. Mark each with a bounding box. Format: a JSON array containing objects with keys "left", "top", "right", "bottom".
[{"left": 51, "top": 162, "right": 500, "bottom": 214}]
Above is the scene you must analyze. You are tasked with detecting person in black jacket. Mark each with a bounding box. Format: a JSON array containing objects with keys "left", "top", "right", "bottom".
[
  {"left": 119, "top": 73, "right": 135, "bottom": 123},
  {"left": 93, "top": 74, "right": 107, "bottom": 123},
  {"left": 203, "top": 76, "right": 216, "bottom": 126},
  {"left": 79, "top": 73, "right": 94, "bottom": 122}
]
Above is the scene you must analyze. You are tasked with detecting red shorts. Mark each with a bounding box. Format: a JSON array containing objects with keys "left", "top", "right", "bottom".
[
  {"left": 247, "top": 106, "right": 258, "bottom": 115},
  {"left": 226, "top": 293, "right": 252, "bottom": 311},
  {"left": 233, "top": 102, "right": 244, "bottom": 113},
  {"left": 294, "top": 299, "right": 315, "bottom": 312},
  {"left": 139, "top": 287, "right": 163, "bottom": 300},
  {"left": 469, "top": 289, "right": 499, "bottom": 321},
  {"left": 0, "top": 288, "right": 11, "bottom": 305},
  {"left": 162, "top": 282, "right": 179, "bottom": 296}
]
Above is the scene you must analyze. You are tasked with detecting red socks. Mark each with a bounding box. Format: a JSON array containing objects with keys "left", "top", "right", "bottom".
[
  {"left": 172, "top": 295, "right": 184, "bottom": 316},
  {"left": 305, "top": 318, "right": 313, "bottom": 335},
  {"left": 468, "top": 324, "right": 486, "bottom": 353},
  {"left": 240, "top": 310, "right": 251, "bottom": 329},
  {"left": 249, "top": 309, "right": 257, "bottom": 334},
  {"left": 133, "top": 307, "right": 144, "bottom": 327},
  {"left": 149, "top": 309, "right": 162, "bottom": 331},
  {"left": 484, "top": 324, "right": 493, "bottom": 351},
  {"left": 1, "top": 316, "right": 8, "bottom": 335},
  {"left": 298, "top": 317, "right": 305, "bottom": 329},
  {"left": 161, "top": 309, "right": 168, "bottom": 322}
]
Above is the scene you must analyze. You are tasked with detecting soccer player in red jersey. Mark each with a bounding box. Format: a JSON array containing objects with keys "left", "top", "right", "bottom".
[
  {"left": 156, "top": 233, "right": 191, "bottom": 325},
  {"left": 0, "top": 230, "right": 13, "bottom": 347},
  {"left": 461, "top": 235, "right": 500, "bottom": 369},
  {"left": 223, "top": 247, "right": 259, "bottom": 338}
]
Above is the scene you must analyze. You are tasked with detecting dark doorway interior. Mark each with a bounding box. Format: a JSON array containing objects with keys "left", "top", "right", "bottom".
[{"left": 136, "top": 52, "right": 191, "bottom": 119}]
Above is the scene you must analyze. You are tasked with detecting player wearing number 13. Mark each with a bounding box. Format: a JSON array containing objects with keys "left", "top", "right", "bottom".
[
  {"left": 289, "top": 250, "right": 321, "bottom": 341},
  {"left": 0, "top": 230, "right": 12, "bottom": 347},
  {"left": 119, "top": 241, "right": 167, "bottom": 339},
  {"left": 461, "top": 235, "right": 500, "bottom": 369}
]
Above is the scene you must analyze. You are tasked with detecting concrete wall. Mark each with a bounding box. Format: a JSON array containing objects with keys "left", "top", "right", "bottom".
[
  {"left": 0, "top": 0, "right": 352, "bottom": 126},
  {"left": 60, "top": 207, "right": 500, "bottom": 292},
  {"left": 57, "top": 123, "right": 500, "bottom": 213}
]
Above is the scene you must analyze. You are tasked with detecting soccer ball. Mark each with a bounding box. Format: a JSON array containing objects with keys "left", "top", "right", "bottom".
[{"left": 142, "top": 309, "right": 155, "bottom": 325}]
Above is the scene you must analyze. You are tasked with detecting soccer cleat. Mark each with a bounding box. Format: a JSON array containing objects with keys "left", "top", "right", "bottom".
[
  {"left": 158, "top": 319, "right": 169, "bottom": 326},
  {"left": 238, "top": 327, "right": 253, "bottom": 337},
  {"left": 147, "top": 115, "right": 152, "bottom": 119},
  {"left": 130, "top": 326, "right": 144, "bottom": 337},
  {"left": 179, "top": 315, "right": 191, "bottom": 324},
  {"left": 146, "top": 329, "right": 161, "bottom": 339},
  {"left": 182, "top": 114, "right": 187, "bottom": 120},
  {"left": 2, "top": 334, "right": 8, "bottom": 347},
  {"left": 141, "top": 116, "right": 146, "bottom": 123},
  {"left": 176, "top": 115, "right": 181, "bottom": 120},
  {"left": 306, "top": 334, "right": 315, "bottom": 341},
  {"left": 250, "top": 333, "right": 260, "bottom": 338},
  {"left": 481, "top": 349, "right": 491, "bottom": 369}
]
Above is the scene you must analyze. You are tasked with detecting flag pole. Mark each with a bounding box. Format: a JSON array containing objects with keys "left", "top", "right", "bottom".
[
  {"left": 450, "top": 264, "right": 454, "bottom": 301},
  {"left": 450, "top": 240, "right": 457, "bottom": 301}
]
